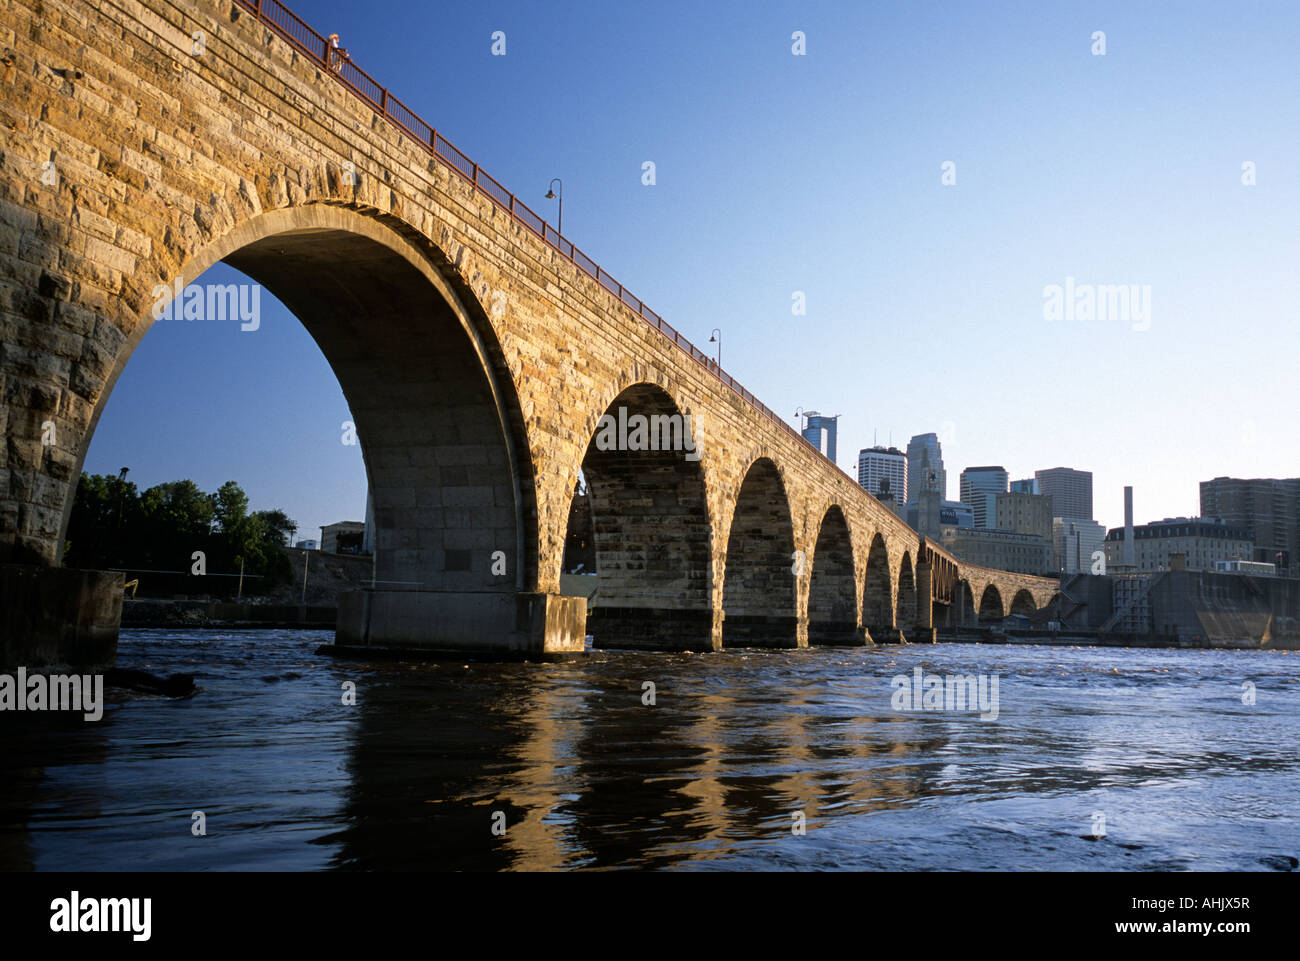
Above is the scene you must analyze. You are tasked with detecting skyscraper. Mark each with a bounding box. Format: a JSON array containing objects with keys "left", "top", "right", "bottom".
[
  {"left": 801, "top": 412, "right": 839, "bottom": 464},
  {"left": 1034, "top": 467, "right": 1093, "bottom": 521},
  {"left": 1053, "top": 517, "right": 1106, "bottom": 574},
  {"left": 906, "top": 433, "right": 946, "bottom": 502},
  {"left": 858, "top": 446, "right": 907, "bottom": 508},
  {"left": 960, "top": 466, "right": 1008, "bottom": 529}
]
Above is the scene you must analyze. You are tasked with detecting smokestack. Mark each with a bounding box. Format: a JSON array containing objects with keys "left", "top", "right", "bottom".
[{"left": 1123, "top": 486, "right": 1135, "bottom": 569}]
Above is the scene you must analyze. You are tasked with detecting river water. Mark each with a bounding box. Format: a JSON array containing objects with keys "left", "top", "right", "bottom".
[{"left": 2, "top": 630, "right": 1297, "bottom": 871}]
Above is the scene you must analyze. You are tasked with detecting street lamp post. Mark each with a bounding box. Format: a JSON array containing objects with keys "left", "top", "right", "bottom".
[
  {"left": 708, "top": 328, "right": 721, "bottom": 367},
  {"left": 545, "top": 178, "right": 563, "bottom": 236},
  {"left": 115, "top": 466, "right": 130, "bottom": 533}
]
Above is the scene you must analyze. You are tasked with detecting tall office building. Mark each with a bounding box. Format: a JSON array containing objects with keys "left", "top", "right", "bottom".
[
  {"left": 858, "top": 446, "right": 907, "bottom": 507},
  {"left": 1010, "top": 478, "right": 1039, "bottom": 494},
  {"left": 906, "top": 433, "right": 947, "bottom": 502},
  {"left": 801, "top": 412, "right": 839, "bottom": 464},
  {"left": 1053, "top": 517, "right": 1106, "bottom": 574},
  {"left": 1200, "top": 476, "right": 1300, "bottom": 576},
  {"left": 960, "top": 466, "right": 1008, "bottom": 529},
  {"left": 1034, "top": 467, "right": 1093, "bottom": 521}
]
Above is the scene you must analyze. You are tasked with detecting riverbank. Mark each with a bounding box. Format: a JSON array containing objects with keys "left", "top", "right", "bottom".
[{"left": 122, "top": 598, "right": 336, "bottom": 629}]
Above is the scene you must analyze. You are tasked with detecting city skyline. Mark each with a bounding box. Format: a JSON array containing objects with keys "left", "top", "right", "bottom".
[{"left": 81, "top": 0, "right": 1300, "bottom": 542}]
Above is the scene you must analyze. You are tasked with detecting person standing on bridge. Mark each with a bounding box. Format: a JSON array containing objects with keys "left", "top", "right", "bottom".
[{"left": 327, "top": 33, "right": 348, "bottom": 74}]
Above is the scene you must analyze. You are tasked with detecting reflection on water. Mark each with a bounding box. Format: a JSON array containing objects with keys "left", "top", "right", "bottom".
[{"left": 2, "top": 631, "right": 1298, "bottom": 871}]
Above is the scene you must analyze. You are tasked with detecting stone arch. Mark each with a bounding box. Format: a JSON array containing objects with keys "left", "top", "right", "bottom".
[
  {"left": 550, "top": 368, "right": 711, "bottom": 588},
  {"left": 59, "top": 204, "right": 536, "bottom": 592},
  {"left": 720, "top": 458, "right": 797, "bottom": 648},
  {"left": 896, "top": 551, "right": 917, "bottom": 633},
  {"left": 579, "top": 382, "right": 713, "bottom": 650},
  {"left": 978, "top": 584, "right": 1005, "bottom": 622},
  {"left": 861, "top": 533, "right": 893, "bottom": 639},
  {"left": 1010, "top": 589, "right": 1037, "bottom": 616},
  {"left": 807, "top": 505, "right": 858, "bottom": 645}
]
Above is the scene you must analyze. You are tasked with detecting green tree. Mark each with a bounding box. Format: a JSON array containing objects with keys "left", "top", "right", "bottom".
[
  {"left": 213, "top": 480, "right": 250, "bottom": 535},
  {"left": 65, "top": 472, "right": 140, "bottom": 568},
  {"left": 138, "top": 480, "right": 215, "bottom": 570},
  {"left": 65, "top": 474, "right": 297, "bottom": 592},
  {"left": 250, "top": 508, "right": 296, "bottom": 587},
  {"left": 253, "top": 508, "right": 296, "bottom": 549},
  {"left": 139, "top": 480, "right": 215, "bottom": 537}
]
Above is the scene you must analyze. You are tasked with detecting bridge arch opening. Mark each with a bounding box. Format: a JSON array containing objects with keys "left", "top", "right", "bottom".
[
  {"left": 56, "top": 205, "right": 542, "bottom": 649},
  {"left": 861, "top": 533, "right": 893, "bottom": 641},
  {"left": 1010, "top": 589, "right": 1037, "bottom": 617},
  {"left": 577, "top": 383, "right": 713, "bottom": 650},
  {"left": 978, "top": 584, "right": 1004, "bottom": 623},
  {"left": 807, "top": 505, "right": 858, "bottom": 645},
  {"left": 895, "top": 552, "right": 917, "bottom": 635},
  {"left": 720, "top": 459, "right": 797, "bottom": 648}
]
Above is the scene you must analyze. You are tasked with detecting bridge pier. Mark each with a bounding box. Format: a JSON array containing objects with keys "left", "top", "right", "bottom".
[
  {"left": 871, "top": 628, "right": 909, "bottom": 644},
  {"left": 913, "top": 561, "right": 938, "bottom": 643},
  {"left": 1, "top": 565, "right": 124, "bottom": 668},
  {"left": 807, "top": 620, "right": 868, "bottom": 646},
  {"left": 719, "top": 613, "right": 802, "bottom": 649},
  {"left": 336, "top": 590, "right": 585, "bottom": 655},
  {"left": 588, "top": 606, "right": 719, "bottom": 652}
]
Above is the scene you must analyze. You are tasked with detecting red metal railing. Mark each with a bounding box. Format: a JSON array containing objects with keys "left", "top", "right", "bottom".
[{"left": 232, "top": 0, "right": 831, "bottom": 461}]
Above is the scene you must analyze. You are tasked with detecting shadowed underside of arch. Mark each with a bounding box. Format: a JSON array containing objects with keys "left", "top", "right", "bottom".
[
  {"left": 721, "top": 459, "right": 797, "bottom": 648},
  {"left": 222, "top": 221, "right": 531, "bottom": 595},
  {"left": 807, "top": 506, "right": 860, "bottom": 645},
  {"left": 895, "top": 553, "right": 917, "bottom": 634},
  {"left": 862, "top": 534, "right": 894, "bottom": 641},
  {"left": 67, "top": 206, "right": 582, "bottom": 653},
  {"left": 1010, "top": 589, "right": 1037, "bottom": 616},
  {"left": 979, "top": 585, "right": 1005, "bottom": 623},
  {"left": 582, "top": 384, "right": 713, "bottom": 651}
]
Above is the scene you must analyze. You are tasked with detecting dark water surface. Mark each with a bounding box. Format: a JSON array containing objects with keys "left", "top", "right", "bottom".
[{"left": 2, "top": 630, "right": 1298, "bottom": 871}]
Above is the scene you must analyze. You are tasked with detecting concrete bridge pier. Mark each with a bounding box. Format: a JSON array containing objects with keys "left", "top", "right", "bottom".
[
  {"left": 337, "top": 590, "right": 586, "bottom": 655},
  {"left": 1, "top": 565, "right": 123, "bottom": 667}
]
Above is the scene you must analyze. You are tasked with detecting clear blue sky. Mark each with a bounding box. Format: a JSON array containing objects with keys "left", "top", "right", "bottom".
[{"left": 86, "top": 0, "right": 1300, "bottom": 541}]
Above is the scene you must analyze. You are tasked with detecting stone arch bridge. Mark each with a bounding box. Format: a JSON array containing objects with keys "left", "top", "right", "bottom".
[{"left": 0, "top": 0, "right": 1057, "bottom": 655}]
